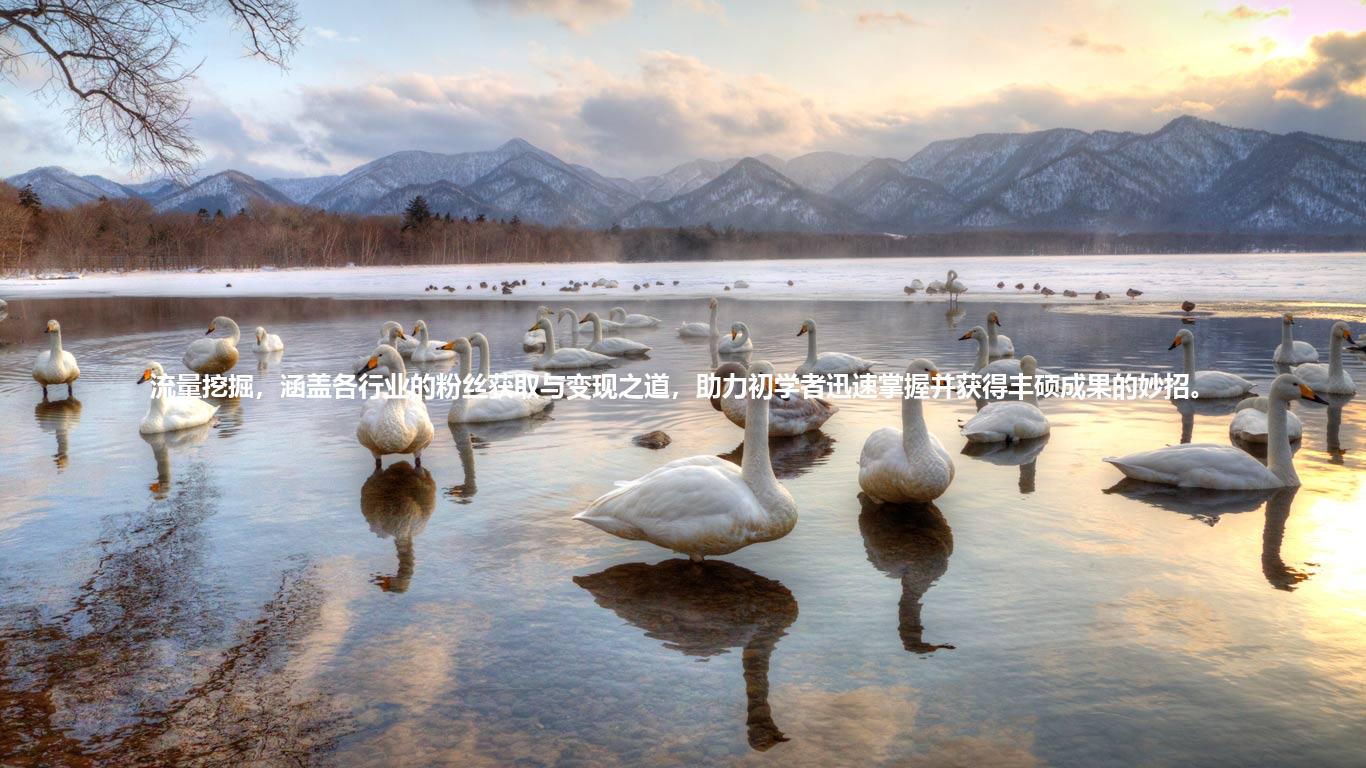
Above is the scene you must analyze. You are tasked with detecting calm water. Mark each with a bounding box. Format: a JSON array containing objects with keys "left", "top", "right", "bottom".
[{"left": 1, "top": 295, "right": 1364, "bottom": 767}]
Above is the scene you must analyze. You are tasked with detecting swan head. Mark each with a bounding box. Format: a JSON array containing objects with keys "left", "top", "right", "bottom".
[
  {"left": 530, "top": 317, "right": 552, "bottom": 333},
  {"left": 957, "top": 326, "right": 986, "bottom": 342},
  {"left": 381, "top": 321, "right": 406, "bottom": 341},
  {"left": 580, "top": 311, "right": 599, "bottom": 325},
  {"left": 44, "top": 319, "right": 60, "bottom": 334},
  {"left": 470, "top": 332, "right": 488, "bottom": 348},
  {"left": 947, "top": 270, "right": 957, "bottom": 280},
  {"left": 905, "top": 358, "right": 945, "bottom": 386},
  {"left": 1333, "top": 321, "right": 1353, "bottom": 342},
  {"left": 708, "top": 297, "right": 719, "bottom": 309},
  {"left": 412, "top": 320, "right": 430, "bottom": 340},
  {"left": 1019, "top": 355, "right": 1038, "bottom": 376},
  {"left": 797, "top": 319, "right": 815, "bottom": 337},
  {"left": 730, "top": 322, "right": 746, "bottom": 339},
  {"left": 255, "top": 326, "right": 267, "bottom": 344},
  {"left": 1282, "top": 313, "right": 1295, "bottom": 325},
  {"left": 610, "top": 307, "right": 626, "bottom": 318},
  {"left": 1272, "top": 373, "right": 1328, "bottom": 405},
  {"left": 747, "top": 361, "right": 776, "bottom": 395},
  {"left": 558, "top": 308, "right": 578, "bottom": 323},
  {"left": 137, "top": 361, "right": 166, "bottom": 384},
  {"left": 536, "top": 305, "right": 552, "bottom": 316},
  {"left": 709, "top": 361, "right": 749, "bottom": 410},
  {"left": 1168, "top": 328, "right": 1194, "bottom": 350},
  {"left": 356, "top": 344, "right": 404, "bottom": 379},
  {"left": 441, "top": 337, "right": 472, "bottom": 355},
  {"left": 987, "top": 311, "right": 1003, "bottom": 328}
]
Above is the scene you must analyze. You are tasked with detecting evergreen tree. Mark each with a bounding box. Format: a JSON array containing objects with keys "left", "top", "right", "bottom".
[
  {"left": 402, "top": 195, "right": 432, "bottom": 230},
  {"left": 509, "top": 214, "right": 521, "bottom": 228},
  {"left": 474, "top": 213, "right": 487, "bottom": 224},
  {"left": 17, "top": 184, "right": 42, "bottom": 211}
]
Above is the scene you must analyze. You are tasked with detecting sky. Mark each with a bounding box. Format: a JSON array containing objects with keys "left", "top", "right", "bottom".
[{"left": 2, "top": 0, "right": 1364, "bottom": 181}]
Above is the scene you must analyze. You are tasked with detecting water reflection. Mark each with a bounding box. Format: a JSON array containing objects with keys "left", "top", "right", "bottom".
[
  {"left": 1261, "top": 489, "right": 1312, "bottom": 592},
  {"left": 1301, "top": 392, "right": 1353, "bottom": 463},
  {"left": 858, "top": 495, "right": 955, "bottom": 654},
  {"left": 1103, "top": 478, "right": 1276, "bottom": 524},
  {"left": 718, "top": 431, "right": 837, "bottom": 479},
  {"left": 961, "top": 436, "right": 1049, "bottom": 494},
  {"left": 446, "top": 425, "right": 478, "bottom": 502},
  {"left": 255, "top": 349, "right": 283, "bottom": 373},
  {"left": 1172, "top": 397, "right": 1240, "bottom": 444},
  {"left": 141, "top": 424, "right": 212, "bottom": 497},
  {"left": 206, "top": 396, "right": 244, "bottom": 438},
  {"left": 574, "top": 560, "right": 798, "bottom": 751},
  {"left": 360, "top": 461, "right": 436, "bottom": 593},
  {"left": 33, "top": 397, "right": 82, "bottom": 469}
]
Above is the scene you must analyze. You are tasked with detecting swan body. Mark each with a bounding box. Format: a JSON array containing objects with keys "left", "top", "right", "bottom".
[
  {"left": 410, "top": 320, "right": 455, "bottom": 363},
  {"left": 718, "top": 322, "right": 754, "bottom": 354},
  {"left": 986, "top": 311, "right": 1014, "bottom": 357},
  {"left": 1273, "top": 314, "right": 1318, "bottom": 365},
  {"left": 961, "top": 356, "right": 1049, "bottom": 443},
  {"left": 182, "top": 316, "right": 240, "bottom": 374},
  {"left": 378, "top": 321, "right": 413, "bottom": 356},
  {"left": 960, "top": 326, "right": 1051, "bottom": 378},
  {"left": 678, "top": 298, "right": 720, "bottom": 338},
  {"left": 1229, "top": 396, "right": 1302, "bottom": 444},
  {"left": 1105, "top": 373, "right": 1324, "bottom": 489},
  {"left": 137, "top": 362, "right": 218, "bottom": 434},
  {"left": 354, "top": 346, "right": 434, "bottom": 467},
  {"left": 575, "top": 361, "right": 797, "bottom": 559},
  {"left": 254, "top": 326, "right": 284, "bottom": 353},
  {"left": 446, "top": 338, "right": 550, "bottom": 423},
  {"left": 581, "top": 312, "right": 651, "bottom": 357},
  {"left": 1168, "top": 328, "right": 1255, "bottom": 399},
  {"left": 33, "top": 319, "right": 80, "bottom": 398},
  {"left": 610, "top": 307, "right": 661, "bottom": 328},
  {"left": 1292, "top": 322, "right": 1356, "bottom": 394},
  {"left": 710, "top": 361, "right": 837, "bottom": 436},
  {"left": 530, "top": 317, "right": 614, "bottom": 370},
  {"left": 945, "top": 270, "right": 966, "bottom": 303},
  {"left": 522, "top": 307, "right": 554, "bottom": 350},
  {"left": 795, "top": 318, "right": 877, "bottom": 376},
  {"left": 859, "top": 359, "right": 955, "bottom": 503}
]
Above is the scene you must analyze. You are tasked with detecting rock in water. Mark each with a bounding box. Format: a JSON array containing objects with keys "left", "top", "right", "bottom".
[{"left": 633, "top": 431, "right": 672, "bottom": 449}]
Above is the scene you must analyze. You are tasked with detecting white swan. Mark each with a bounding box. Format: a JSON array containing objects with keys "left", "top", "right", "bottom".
[
  {"left": 522, "top": 306, "right": 553, "bottom": 351},
  {"left": 986, "top": 311, "right": 1014, "bottom": 357},
  {"left": 182, "top": 315, "right": 240, "bottom": 375},
  {"left": 354, "top": 345, "right": 434, "bottom": 468},
  {"left": 858, "top": 358, "right": 955, "bottom": 503},
  {"left": 581, "top": 312, "right": 651, "bottom": 357},
  {"left": 410, "top": 320, "right": 455, "bottom": 363},
  {"left": 137, "top": 362, "right": 218, "bottom": 434},
  {"left": 945, "top": 270, "right": 966, "bottom": 304},
  {"left": 1104, "top": 373, "right": 1325, "bottom": 489},
  {"left": 961, "top": 355, "right": 1049, "bottom": 443},
  {"left": 795, "top": 319, "right": 877, "bottom": 376},
  {"left": 959, "top": 326, "right": 1050, "bottom": 378},
  {"left": 33, "top": 319, "right": 80, "bottom": 399},
  {"left": 710, "top": 361, "right": 837, "bottom": 436},
  {"left": 1229, "top": 395, "right": 1303, "bottom": 444},
  {"left": 610, "top": 307, "right": 661, "bottom": 328},
  {"left": 718, "top": 322, "right": 754, "bottom": 354},
  {"left": 1292, "top": 322, "right": 1356, "bottom": 394},
  {"left": 377, "top": 321, "right": 415, "bottom": 356},
  {"left": 468, "top": 332, "right": 547, "bottom": 389},
  {"left": 1273, "top": 313, "right": 1318, "bottom": 365},
  {"left": 678, "top": 298, "right": 720, "bottom": 338},
  {"left": 1168, "top": 328, "right": 1255, "bottom": 399},
  {"left": 926, "top": 278, "right": 945, "bottom": 293},
  {"left": 575, "top": 360, "right": 798, "bottom": 560},
  {"left": 530, "top": 317, "right": 614, "bottom": 370},
  {"left": 446, "top": 338, "right": 551, "bottom": 423},
  {"left": 910, "top": 279, "right": 925, "bottom": 291},
  {"left": 254, "top": 326, "right": 284, "bottom": 353}
]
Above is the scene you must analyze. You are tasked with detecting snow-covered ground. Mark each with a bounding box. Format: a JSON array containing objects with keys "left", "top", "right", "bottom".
[{"left": 1, "top": 252, "right": 1363, "bottom": 304}]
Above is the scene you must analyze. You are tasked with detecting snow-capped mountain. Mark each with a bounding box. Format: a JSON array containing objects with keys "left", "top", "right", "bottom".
[
  {"left": 153, "top": 170, "right": 294, "bottom": 213},
  {"left": 4, "top": 167, "right": 131, "bottom": 207},
  {"left": 370, "top": 181, "right": 512, "bottom": 221},
  {"left": 126, "top": 178, "right": 188, "bottom": 202},
  {"left": 266, "top": 175, "right": 339, "bottom": 204}
]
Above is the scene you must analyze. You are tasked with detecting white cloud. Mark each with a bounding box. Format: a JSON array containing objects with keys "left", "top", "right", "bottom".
[{"left": 470, "top": 0, "right": 633, "bottom": 31}]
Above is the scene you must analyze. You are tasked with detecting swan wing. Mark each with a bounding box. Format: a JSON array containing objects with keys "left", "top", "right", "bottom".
[
  {"left": 1103, "top": 443, "right": 1278, "bottom": 489},
  {"left": 768, "top": 394, "right": 837, "bottom": 435},
  {"left": 962, "top": 401, "right": 1049, "bottom": 442},
  {"left": 1191, "top": 371, "right": 1254, "bottom": 398}
]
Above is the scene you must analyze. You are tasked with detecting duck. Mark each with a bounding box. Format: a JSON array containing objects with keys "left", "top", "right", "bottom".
[
  {"left": 610, "top": 307, "right": 661, "bottom": 328},
  {"left": 574, "top": 361, "right": 797, "bottom": 560},
  {"left": 254, "top": 326, "right": 284, "bottom": 353},
  {"left": 678, "top": 298, "right": 720, "bottom": 338},
  {"left": 522, "top": 306, "right": 554, "bottom": 351},
  {"left": 354, "top": 345, "right": 435, "bottom": 468},
  {"left": 529, "top": 317, "right": 614, "bottom": 370},
  {"left": 410, "top": 320, "right": 455, "bottom": 363},
  {"left": 1229, "top": 395, "right": 1303, "bottom": 444},
  {"left": 985, "top": 311, "right": 1014, "bottom": 357},
  {"left": 137, "top": 362, "right": 218, "bottom": 434},
  {"left": 467, "top": 332, "right": 546, "bottom": 390},
  {"left": 1168, "top": 328, "right": 1255, "bottom": 399},
  {"left": 1292, "top": 322, "right": 1356, "bottom": 394},
  {"left": 580, "top": 312, "right": 651, "bottom": 357},
  {"left": 959, "top": 326, "right": 1050, "bottom": 378},
  {"left": 1104, "top": 373, "right": 1325, "bottom": 489},
  {"left": 717, "top": 322, "right": 754, "bottom": 354},
  {"left": 709, "top": 361, "right": 837, "bottom": 436},
  {"left": 33, "top": 319, "right": 80, "bottom": 399},
  {"left": 945, "top": 270, "right": 966, "bottom": 304},
  {"left": 445, "top": 338, "right": 551, "bottom": 423},
  {"left": 960, "top": 356, "right": 1050, "bottom": 443},
  {"left": 795, "top": 319, "right": 877, "bottom": 376},
  {"left": 858, "top": 358, "right": 955, "bottom": 503},
  {"left": 182, "top": 315, "right": 240, "bottom": 375},
  {"left": 1272, "top": 314, "right": 1318, "bottom": 365}
]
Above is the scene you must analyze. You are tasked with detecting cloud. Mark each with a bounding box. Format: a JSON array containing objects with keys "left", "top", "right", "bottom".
[
  {"left": 672, "top": 0, "right": 725, "bottom": 21},
  {"left": 1231, "top": 36, "right": 1276, "bottom": 55},
  {"left": 1067, "top": 32, "right": 1125, "bottom": 55},
  {"left": 470, "top": 0, "right": 633, "bottom": 31},
  {"left": 1207, "top": 4, "right": 1291, "bottom": 22},
  {"left": 313, "top": 27, "right": 361, "bottom": 43},
  {"left": 855, "top": 10, "right": 923, "bottom": 27},
  {"left": 1279, "top": 30, "right": 1366, "bottom": 104}
]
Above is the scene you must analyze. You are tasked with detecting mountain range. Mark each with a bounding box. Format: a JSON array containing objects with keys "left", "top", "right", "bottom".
[{"left": 7, "top": 116, "right": 1365, "bottom": 234}]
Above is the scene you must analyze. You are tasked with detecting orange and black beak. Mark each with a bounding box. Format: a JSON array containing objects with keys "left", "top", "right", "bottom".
[
  {"left": 929, "top": 369, "right": 946, "bottom": 386},
  {"left": 1167, "top": 336, "right": 1182, "bottom": 350},
  {"left": 205, "top": 325, "right": 215, "bottom": 336},
  {"left": 731, "top": 329, "right": 738, "bottom": 339},
  {"left": 796, "top": 325, "right": 807, "bottom": 336},
  {"left": 441, "top": 341, "right": 456, "bottom": 351},
  {"left": 1299, "top": 383, "right": 1328, "bottom": 404},
  {"left": 958, "top": 331, "right": 973, "bottom": 341},
  {"left": 137, "top": 368, "right": 152, "bottom": 384},
  {"left": 355, "top": 356, "right": 379, "bottom": 379},
  {"left": 1343, "top": 328, "right": 1355, "bottom": 343}
]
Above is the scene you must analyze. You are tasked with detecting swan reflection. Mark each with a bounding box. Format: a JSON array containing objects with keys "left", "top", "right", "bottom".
[
  {"left": 34, "top": 397, "right": 82, "bottom": 469},
  {"left": 858, "top": 494, "right": 955, "bottom": 654},
  {"left": 961, "top": 435, "right": 1049, "bottom": 494},
  {"left": 360, "top": 461, "right": 436, "bottom": 593},
  {"left": 574, "top": 559, "right": 798, "bottom": 751},
  {"left": 1103, "top": 478, "right": 1276, "bottom": 525},
  {"left": 255, "top": 348, "right": 284, "bottom": 373},
  {"left": 446, "top": 425, "right": 478, "bottom": 502},
  {"left": 141, "top": 424, "right": 213, "bottom": 497},
  {"left": 1261, "top": 488, "right": 1311, "bottom": 591},
  {"left": 719, "top": 431, "right": 836, "bottom": 479},
  {"left": 1172, "top": 396, "right": 1240, "bottom": 444}
]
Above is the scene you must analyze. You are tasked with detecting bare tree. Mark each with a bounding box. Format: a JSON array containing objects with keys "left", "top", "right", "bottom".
[{"left": 0, "top": 0, "right": 301, "bottom": 178}]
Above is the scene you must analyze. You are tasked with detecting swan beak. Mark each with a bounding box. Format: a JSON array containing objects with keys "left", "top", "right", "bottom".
[
  {"left": 796, "top": 326, "right": 807, "bottom": 336},
  {"left": 995, "top": 319, "right": 1004, "bottom": 328},
  {"left": 528, "top": 323, "right": 539, "bottom": 332},
  {"left": 1344, "top": 329, "right": 1354, "bottom": 341},
  {"left": 579, "top": 317, "right": 590, "bottom": 324},
  {"left": 957, "top": 331, "right": 972, "bottom": 341},
  {"left": 205, "top": 325, "right": 215, "bottom": 335},
  {"left": 1167, "top": 337, "right": 1181, "bottom": 350},
  {"left": 137, "top": 369, "right": 152, "bottom": 384},
  {"left": 1300, "top": 383, "right": 1328, "bottom": 404},
  {"left": 929, "top": 370, "right": 946, "bottom": 386},
  {"left": 440, "top": 341, "right": 455, "bottom": 350},
  {"left": 761, "top": 376, "right": 775, "bottom": 396},
  {"left": 355, "top": 356, "right": 378, "bottom": 378},
  {"left": 397, "top": 331, "right": 407, "bottom": 340},
  {"left": 730, "top": 329, "right": 738, "bottom": 339}
]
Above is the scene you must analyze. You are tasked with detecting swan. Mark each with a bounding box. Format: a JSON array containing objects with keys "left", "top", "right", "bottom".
[
  {"left": 1272, "top": 314, "right": 1318, "bottom": 365},
  {"left": 1229, "top": 395, "right": 1303, "bottom": 444},
  {"left": 959, "top": 326, "right": 1050, "bottom": 378},
  {"left": 1168, "top": 328, "right": 1255, "bottom": 399},
  {"left": 377, "top": 321, "right": 415, "bottom": 357},
  {"left": 581, "top": 312, "right": 651, "bottom": 357},
  {"left": 254, "top": 326, "right": 284, "bottom": 353},
  {"left": 1292, "top": 322, "right": 1356, "bottom": 394},
  {"left": 137, "top": 362, "right": 218, "bottom": 434},
  {"left": 575, "top": 361, "right": 797, "bottom": 560},
  {"left": 445, "top": 338, "right": 551, "bottom": 423},
  {"left": 522, "top": 306, "right": 554, "bottom": 351},
  {"left": 717, "top": 322, "right": 754, "bottom": 354},
  {"left": 859, "top": 358, "right": 955, "bottom": 503},
  {"left": 609, "top": 307, "right": 661, "bottom": 328},
  {"left": 468, "top": 332, "right": 547, "bottom": 390},
  {"left": 960, "top": 355, "right": 1050, "bottom": 443},
  {"left": 986, "top": 311, "right": 1014, "bottom": 357},
  {"left": 710, "top": 361, "right": 837, "bottom": 436},
  {"left": 410, "top": 320, "right": 455, "bottom": 363},
  {"left": 182, "top": 315, "right": 240, "bottom": 375},
  {"left": 1104, "top": 373, "right": 1325, "bottom": 489},
  {"left": 354, "top": 345, "right": 435, "bottom": 468},
  {"left": 678, "top": 298, "right": 720, "bottom": 338},
  {"left": 795, "top": 319, "right": 877, "bottom": 376},
  {"left": 529, "top": 317, "right": 614, "bottom": 370},
  {"left": 33, "top": 319, "right": 80, "bottom": 399},
  {"left": 926, "top": 278, "right": 945, "bottom": 293},
  {"left": 910, "top": 279, "right": 925, "bottom": 291},
  {"left": 945, "top": 270, "right": 966, "bottom": 304}
]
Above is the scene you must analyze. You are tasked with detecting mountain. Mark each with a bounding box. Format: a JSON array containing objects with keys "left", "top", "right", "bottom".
[
  {"left": 467, "top": 152, "right": 638, "bottom": 226},
  {"left": 370, "top": 181, "right": 512, "bottom": 221},
  {"left": 126, "top": 178, "right": 188, "bottom": 202},
  {"left": 769, "top": 152, "right": 875, "bottom": 193},
  {"left": 267, "top": 175, "right": 339, "bottom": 204},
  {"left": 153, "top": 170, "right": 294, "bottom": 213},
  {"left": 3, "top": 167, "right": 131, "bottom": 207},
  {"left": 631, "top": 159, "right": 733, "bottom": 202},
  {"left": 830, "top": 158, "right": 966, "bottom": 229}
]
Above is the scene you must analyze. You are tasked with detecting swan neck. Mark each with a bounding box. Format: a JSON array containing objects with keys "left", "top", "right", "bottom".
[
  {"left": 975, "top": 336, "right": 989, "bottom": 371},
  {"left": 1281, "top": 322, "right": 1293, "bottom": 349},
  {"left": 458, "top": 345, "right": 472, "bottom": 381},
  {"left": 223, "top": 318, "right": 241, "bottom": 344},
  {"left": 541, "top": 321, "right": 556, "bottom": 355},
  {"left": 1329, "top": 332, "right": 1342, "bottom": 376},
  {"left": 475, "top": 336, "right": 491, "bottom": 379},
  {"left": 804, "top": 327, "right": 818, "bottom": 364},
  {"left": 987, "top": 322, "right": 998, "bottom": 344},
  {"left": 1182, "top": 340, "right": 1196, "bottom": 377},
  {"left": 591, "top": 315, "right": 603, "bottom": 343},
  {"left": 709, "top": 303, "right": 718, "bottom": 334},
  {"left": 901, "top": 393, "right": 927, "bottom": 450},
  {"left": 1267, "top": 395, "right": 1296, "bottom": 485},
  {"left": 48, "top": 329, "right": 62, "bottom": 355},
  {"left": 741, "top": 388, "right": 776, "bottom": 489}
]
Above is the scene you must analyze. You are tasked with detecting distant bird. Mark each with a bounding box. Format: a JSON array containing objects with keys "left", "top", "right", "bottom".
[
  {"left": 1015, "top": 283, "right": 1025, "bottom": 290},
  {"left": 480, "top": 281, "right": 488, "bottom": 288},
  {"left": 787, "top": 280, "right": 794, "bottom": 286},
  {"left": 541, "top": 281, "right": 546, "bottom": 286},
  {"left": 1182, "top": 300, "right": 1196, "bottom": 313},
  {"left": 1041, "top": 287, "right": 1055, "bottom": 296},
  {"left": 656, "top": 281, "right": 664, "bottom": 286},
  {"left": 903, "top": 285, "right": 916, "bottom": 295},
  {"left": 225, "top": 283, "right": 232, "bottom": 288},
  {"left": 673, "top": 280, "right": 680, "bottom": 285},
  {"left": 1126, "top": 288, "right": 1143, "bottom": 299},
  {"left": 1032, "top": 282, "right": 1041, "bottom": 291},
  {"left": 634, "top": 284, "right": 641, "bottom": 291},
  {"left": 724, "top": 285, "right": 732, "bottom": 291},
  {"left": 445, "top": 286, "right": 456, "bottom": 293},
  {"left": 996, "top": 281, "right": 1005, "bottom": 289},
  {"left": 1094, "top": 291, "right": 1110, "bottom": 300},
  {"left": 1063, "top": 289, "right": 1078, "bottom": 298}
]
